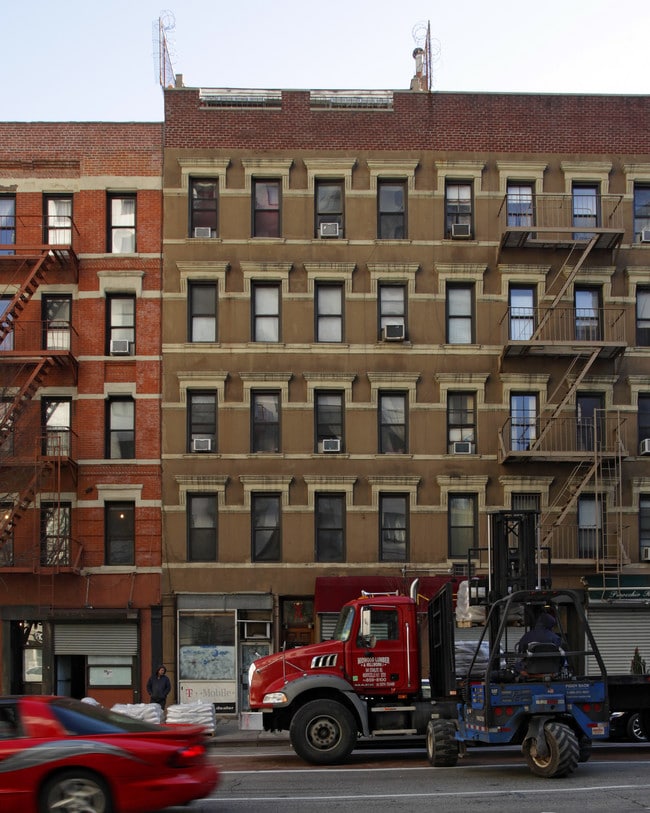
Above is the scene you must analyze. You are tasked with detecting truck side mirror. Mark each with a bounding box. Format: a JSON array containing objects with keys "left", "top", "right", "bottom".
[{"left": 357, "top": 608, "right": 376, "bottom": 648}]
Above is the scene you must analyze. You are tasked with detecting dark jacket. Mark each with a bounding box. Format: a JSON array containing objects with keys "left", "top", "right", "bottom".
[
  {"left": 146, "top": 666, "right": 171, "bottom": 707},
  {"left": 516, "top": 613, "right": 562, "bottom": 652}
]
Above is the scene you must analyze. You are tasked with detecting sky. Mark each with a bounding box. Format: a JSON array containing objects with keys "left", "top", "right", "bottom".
[{"left": 4, "top": 0, "right": 650, "bottom": 122}]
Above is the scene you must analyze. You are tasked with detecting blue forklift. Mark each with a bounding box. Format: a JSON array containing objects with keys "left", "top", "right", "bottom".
[{"left": 427, "top": 511, "right": 609, "bottom": 778}]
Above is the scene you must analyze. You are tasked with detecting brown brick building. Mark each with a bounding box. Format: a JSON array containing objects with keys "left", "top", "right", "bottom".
[
  {"left": 0, "top": 123, "right": 163, "bottom": 703},
  {"left": 160, "top": 81, "right": 650, "bottom": 710}
]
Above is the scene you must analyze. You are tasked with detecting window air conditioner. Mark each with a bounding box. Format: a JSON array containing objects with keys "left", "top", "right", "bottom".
[
  {"left": 640, "top": 438, "right": 650, "bottom": 455},
  {"left": 319, "top": 222, "right": 340, "bottom": 238},
  {"left": 321, "top": 438, "right": 341, "bottom": 453},
  {"left": 192, "top": 437, "right": 212, "bottom": 452},
  {"left": 109, "top": 339, "right": 131, "bottom": 355},
  {"left": 193, "top": 227, "right": 213, "bottom": 238},
  {"left": 641, "top": 228, "right": 650, "bottom": 243},
  {"left": 381, "top": 323, "right": 405, "bottom": 342},
  {"left": 451, "top": 222, "right": 472, "bottom": 239},
  {"left": 452, "top": 440, "right": 474, "bottom": 454},
  {"left": 642, "top": 547, "right": 650, "bottom": 562}
]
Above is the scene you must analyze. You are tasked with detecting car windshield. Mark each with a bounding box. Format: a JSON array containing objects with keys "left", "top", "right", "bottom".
[
  {"left": 50, "top": 698, "right": 161, "bottom": 735},
  {"left": 331, "top": 605, "right": 355, "bottom": 641}
]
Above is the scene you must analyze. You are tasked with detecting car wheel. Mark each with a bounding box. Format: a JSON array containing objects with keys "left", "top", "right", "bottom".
[
  {"left": 39, "top": 769, "right": 113, "bottom": 813},
  {"left": 627, "top": 712, "right": 648, "bottom": 743}
]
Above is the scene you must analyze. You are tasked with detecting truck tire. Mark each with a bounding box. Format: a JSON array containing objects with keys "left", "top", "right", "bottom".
[
  {"left": 425, "top": 719, "right": 459, "bottom": 767},
  {"left": 290, "top": 699, "right": 357, "bottom": 764},
  {"left": 578, "top": 734, "right": 592, "bottom": 763},
  {"left": 523, "top": 721, "right": 579, "bottom": 778}
]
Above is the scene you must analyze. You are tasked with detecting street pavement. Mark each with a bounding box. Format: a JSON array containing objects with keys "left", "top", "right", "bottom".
[{"left": 208, "top": 716, "right": 289, "bottom": 747}]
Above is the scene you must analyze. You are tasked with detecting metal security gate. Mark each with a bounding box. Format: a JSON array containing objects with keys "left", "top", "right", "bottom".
[
  {"left": 586, "top": 610, "right": 650, "bottom": 674},
  {"left": 54, "top": 624, "right": 138, "bottom": 655}
]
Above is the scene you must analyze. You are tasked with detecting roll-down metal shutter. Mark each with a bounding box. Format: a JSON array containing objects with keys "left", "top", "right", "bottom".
[
  {"left": 54, "top": 624, "right": 138, "bottom": 656},
  {"left": 586, "top": 610, "right": 650, "bottom": 674}
]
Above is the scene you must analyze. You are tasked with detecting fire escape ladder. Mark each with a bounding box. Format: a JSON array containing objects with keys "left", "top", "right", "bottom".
[
  {"left": 0, "top": 255, "right": 50, "bottom": 345},
  {"left": 542, "top": 234, "right": 600, "bottom": 312},
  {"left": 0, "top": 358, "right": 54, "bottom": 443},
  {"left": 0, "top": 460, "right": 54, "bottom": 552}
]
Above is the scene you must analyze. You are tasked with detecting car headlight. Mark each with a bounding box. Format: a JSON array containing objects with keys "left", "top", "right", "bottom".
[{"left": 262, "top": 692, "right": 288, "bottom": 704}]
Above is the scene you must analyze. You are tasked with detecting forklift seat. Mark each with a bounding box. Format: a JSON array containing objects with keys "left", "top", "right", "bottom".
[{"left": 520, "top": 642, "right": 565, "bottom": 678}]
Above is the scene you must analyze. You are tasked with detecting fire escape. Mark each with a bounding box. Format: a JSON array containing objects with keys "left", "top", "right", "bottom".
[
  {"left": 0, "top": 219, "right": 80, "bottom": 571},
  {"left": 497, "top": 193, "right": 628, "bottom": 581}
]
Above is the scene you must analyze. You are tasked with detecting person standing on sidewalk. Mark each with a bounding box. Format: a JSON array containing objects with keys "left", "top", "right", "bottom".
[{"left": 146, "top": 664, "right": 171, "bottom": 709}]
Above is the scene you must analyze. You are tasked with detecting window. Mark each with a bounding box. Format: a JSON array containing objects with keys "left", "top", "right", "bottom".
[
  {"left": 640, "top": 496, "right": 650, "bottom": 559},
  {"left": 0, "top": 502, "right": 14, "bottom": 566},
  {"left": 106, "top": 397, "right": 135, "bottom": 459},
  {"left": 445, "top": 181, "right": 472, "bottom": 236},
  {"left": 512, "top": 493, "right": 541, "bottom": 513},
  {"left": 253, "top": 180, "right": 280, "bottom": 237},
  {"left": 252, "top": 284, "right": 280, "bottom": 342},
  {"left": 187, "top": 494, "right": 217, "bottom": 561},
  {"left": 315, "top": 283, "right": 343, "bottom": 342},
  {"left": 509, "top": 286, "right": 535, "bottom": 341},
  {"left": 636, "top": 288, "right": 650, "bottom": 346},
  {"left": 108, "top": 194, "right": 136, "bottom": 253},
  {"left": 107, "top": 295, "right": 135, "bottom": 354},
  {"left": 42, "top": 398, "right": 71, "bottom": 456},
  {"left": 105, "top": 502, "right": 135, "bottom": 565},
  {"left": 41, "top": 502, "right": 71, "bottom": 566},
  {"left": 506, "top": 182, "right": 534, "bottom": 227},
  {"left": 315, "top": 180, "right": 343, "bottom": 236},
  {"left": 446, "top": 284, "right": 473, "bottom": 344},
  {"left": 251, "top": 391, "right": 280, "bottom": 452},
  {"left": 379, "top": 392, "right": 407, "bottom": 454},
  {"left": 0, "top": 195, "right": 15, "bottom": 254},
  {"left": 188, "top": 392, "right": 217, "bottom": 452},
  {"left": 377, "top": 180, "right": 405, "bottom": 239},
  {"left": 578, "top": 494, "right": 603, "bottom": 558},
  {"left": 510, "top": 393, "right": 537, "bottom": 452},
  {"left": 44, "top": 195, "right": 72, "bottom": 245},
  {"left": 634, "top": 184, "right": 650, "bottom": 242},
  {"left": 88, "top": 656, "right": 133, "bottom": 688},
  {"left": 577, "top": 393, "right": 604, "bottom": 452},
  {"left": 572, "top": 183, "right": 599, "bottom": 238},
  {"left": 188, "top": 283, "right": 216, "bottom": 342},
  {"left": 379, "top": 284, "right": 406, "bottom": 338},
  {"left": 447, "top": 392, "right": 476, "bottom": 453},
  {"left": 42, "top": 295, "right": 71, "bottom": 351},
  {"left": 252, "top": 494, "right": 281, "bottom": 562},
  {"left": 380, "top": 494, "right": 407, "bottom": 561},
  {"left": 1, "top": 297, "right": 14, "bottom": 350},
  {"left": 315, "top": 391, "right": 343, "bottom": 451},
  {"left": 190, "top": 178, "right": 218, "bottom": 237},
  {"left": 639, "top": 395, "right": 650, "bottom": 447},
  {"left": 448, "top": 494, "right": 477, "bottom": 559},
  {"left": 575, "top": 287, "right": 601, "bottom": 341},
  {"left": 315, "top": 493, "right": 345, "bottom": 562}
]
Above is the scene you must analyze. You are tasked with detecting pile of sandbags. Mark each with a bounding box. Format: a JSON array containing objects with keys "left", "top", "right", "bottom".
[
  {"left": 111, "top": 702, "right": 165, "bottom": 724},
  {"left": 165, "top": 700, "right": 216, "bottom": 735}
]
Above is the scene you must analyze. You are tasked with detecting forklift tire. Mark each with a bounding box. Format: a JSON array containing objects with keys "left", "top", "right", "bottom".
[
  {"left": 578, "top": 735, "right": 592, "bottom": 763},
  {"left": 523, "top": 721, "right": 579, "bottom": 778},
  {"left": 426, "top": 719, "right": 459, "bottom": 767},
  {"left": 290, "top": 699, "right": 357, "bottom": 765}
]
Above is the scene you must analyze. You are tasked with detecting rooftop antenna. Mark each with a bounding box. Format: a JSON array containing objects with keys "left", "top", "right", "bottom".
[
  {"left": 411, "top": 21, "right": 440, "bottom": 91},
  {"left": 153, "top": 10, "right": 177, "bottom": 88}
]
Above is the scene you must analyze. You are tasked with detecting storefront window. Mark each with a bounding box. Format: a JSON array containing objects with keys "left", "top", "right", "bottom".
[{"left": 87, "top": 656, "right": 132, "bottom": 687}]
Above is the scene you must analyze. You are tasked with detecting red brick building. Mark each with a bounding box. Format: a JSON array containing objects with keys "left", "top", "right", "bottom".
[{"left": 0, "top": 123, "right": 163, "bottom": 703}]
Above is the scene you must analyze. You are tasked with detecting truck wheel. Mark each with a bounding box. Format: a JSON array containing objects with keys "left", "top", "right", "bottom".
[
  {"left": 425, "top": 719, "right": 458, "bottom": 767},
  {"left": 524, "top": 721, "right": 579, "bottom": 778},
  {"left": 290, "top": 699, "right": 356, "bottom": 764}
]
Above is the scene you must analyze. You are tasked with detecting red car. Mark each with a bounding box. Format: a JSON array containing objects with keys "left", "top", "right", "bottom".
[{"left": 0, "top": 695, "right": 219, "bottom": 813}]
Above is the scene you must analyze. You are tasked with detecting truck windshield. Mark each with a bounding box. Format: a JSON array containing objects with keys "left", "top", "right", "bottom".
[{"left": 331, "top": 606, "right": 355, "bottom": 641}]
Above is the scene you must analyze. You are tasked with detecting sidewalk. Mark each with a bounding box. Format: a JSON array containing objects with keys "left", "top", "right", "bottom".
[{"left": 208, "top": 716, "right": 290, "bottom": 747}]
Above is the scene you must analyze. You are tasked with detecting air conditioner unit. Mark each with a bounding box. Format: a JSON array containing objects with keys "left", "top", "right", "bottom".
[
  {"left": 641, "top": 228, "right": 650, "bottom": 243},
  {"left": 642, "top": 547, "right": 650, "bottom": 562},
  {"left": 640, "top": 438, "right": 650, "bottom": 455},
  {"left": 321, "top": 438, "right": 341, "bottom": 453},
  {"left": 193, "top": 227, "right": 213, "bottom": 238},
  {"left": 319, "top": 222, "right": 340, "bottom": 238},
  {"left": 192, "top": 437, "right": 212, "bottom": 452},
  {"left": 452, "top": 441, "right": 474, "bottom": 454},
  {"left": 109, "top": 339, "right": 131, "bottom": 355},
  {"left": 381, "top": 323, "right": 405, "bottom": 342},
  {"left": 451, "top": 222, "right": 472, "bottom": 239}
]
